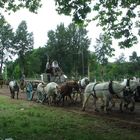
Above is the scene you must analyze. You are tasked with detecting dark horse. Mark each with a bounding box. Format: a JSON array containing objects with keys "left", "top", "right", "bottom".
[
  {"left": 59, "top": 80, "right": 80, "bottom": 105},
  {"left": 9, "top": 80, "right": 19, "bottom": 99}
]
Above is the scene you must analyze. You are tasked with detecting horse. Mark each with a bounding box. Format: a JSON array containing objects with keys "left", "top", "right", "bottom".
[
  {"left": 78, "top": 77, "right": 89, "bottom": 91},
  {"left": 78, "top": 77, "right": 90, "bottom": 102},
  {"left": 36, "top": 82, "right": 60, "bottom": 105},
  {"left": 82, "top": 81, "right": 126, "bottom": 113},
  {"left": 59, "top": 80, "right": 80, "bottom": 105},
  {"left": 119, "top": 78, "right": 140, "bottom": 112},
  {"left": 9, "top": 80, "right": 20, "bottom": 99}
]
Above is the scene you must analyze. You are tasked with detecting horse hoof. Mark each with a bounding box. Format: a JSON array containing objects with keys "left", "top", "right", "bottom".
[
  {"left": 100, "top": 105, "right": 104, "bottom": 110},
  {"left": 82, "top": 108, "right": 85, "bottom": 111},
  {"left": 95, "top": 108, "right": 99, "bottom": 112},
  {"left": 130, "top": 106, "right": 135, "bottom": 112}
]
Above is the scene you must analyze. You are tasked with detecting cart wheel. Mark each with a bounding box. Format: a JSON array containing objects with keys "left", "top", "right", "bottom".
[
  {"left": 26, "top": 82, "right": 33, "bottom": 101},
  {"left": 36, "top": 91, "right": 46, "bottom": 103}
]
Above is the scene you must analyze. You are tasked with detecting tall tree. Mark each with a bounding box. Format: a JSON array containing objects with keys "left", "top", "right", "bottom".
[
  {"left": 94, "top": 33, "right": 114, "bottom": 64},
  {"left": 129, "top": 51, "right": 140, "bottom": 63},
  {"left": 55, "top": 0, "right": 140, "bottom": 48},
  {"left": 129, "top": 51, "right": 140, "bottom": 75},
  {"left": 46, "top": 23, "right": 90, "bottom": 76},
  {"left": 0, "top": 14, "right": 14, "bottom": 74},
  {"left": 94, "top": 33, "right": 114, "bottom": 80},
  {"left": 14, "top": 20, "right": 34, "bottom": 74}
]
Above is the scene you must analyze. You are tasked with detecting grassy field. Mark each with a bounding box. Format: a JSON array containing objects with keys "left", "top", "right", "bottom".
[{"left": 0, "top": 95, "right": 139, "bottom": 140}]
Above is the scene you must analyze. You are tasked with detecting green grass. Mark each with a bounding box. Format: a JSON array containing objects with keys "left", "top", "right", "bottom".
[{"left": 0, "top": 95, "right": 139, "bottom": 140}]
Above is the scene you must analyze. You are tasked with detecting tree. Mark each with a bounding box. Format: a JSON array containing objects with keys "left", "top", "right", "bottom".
[
  {"left": 55, "top": 0, "right": 140, "bottom": 48},
  {"left": 0, "top": 14, "right": 14, "bottom": 74},
  {"left": 129, "top": 51, "right": 140, "bottom": 76},
  {"left": 115, "top": 53, "right": 126, "bottom": 63},
  {"left": 46, "top": 23, "right": 90, "bottom": 76},
  {"left": 13, "top": 20, "right": 34, "bottom": 74},
  {"left": 25, "top": 47, "right": 48, "bottom": 77},
  {"left": 129, "top": 51, "right": 140, "bottom": 63},
  {"left": 94, "top": 33, "right": 114, "bottom": 65},
  {"left": 94, "top": 33, "right": 114, "bottom": 80},
  {"left": 0, "top": 0, "right": 42, "bottom": 13}
]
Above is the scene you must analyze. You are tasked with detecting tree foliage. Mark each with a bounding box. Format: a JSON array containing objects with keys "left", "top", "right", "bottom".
[
  {"left": 13, "top": 20, "right": 34, "bottom": 73},
  {"left": 0, "top": 14, "right": 14, "bottom": 74},
  {"left": 46, "top": 23, "right": 90, "bottom": 77},
  {"left": 94, "top": 33, "right": 114, "bottom": 65},
  {"left": 55, "top": 0, "right": 140, "bottom": 48},
  {"left": 0, "top": 0, "right": 42, "bottom": 13}
]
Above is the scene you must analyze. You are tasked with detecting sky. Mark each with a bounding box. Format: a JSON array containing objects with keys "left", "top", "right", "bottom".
[{"left": 2, "top": 0, "right": 140, "bottom": 62}]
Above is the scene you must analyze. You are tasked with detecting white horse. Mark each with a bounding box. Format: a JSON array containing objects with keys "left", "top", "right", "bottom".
[
  {"left": 75, "top": 77, "right": 90, "bottom": 102},
  {"left": 119, "top": 78, "right": 140, "bottom": 112},
  {"left": 9, "top": 80, "right": 19, "bottom": 99},
  {"left": 36, "top": 82, "right": 60, "bottom": 104},
  {"left": 82, "top": 81, "right": 126, "bottom": 113},
  {"left": 78, "top": 77, "right": 90, "bottom": 90}
]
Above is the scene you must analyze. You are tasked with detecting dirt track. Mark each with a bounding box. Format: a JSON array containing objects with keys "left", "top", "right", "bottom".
[{"left": 0, "top": 85, "right": 140, "bottom": 132}]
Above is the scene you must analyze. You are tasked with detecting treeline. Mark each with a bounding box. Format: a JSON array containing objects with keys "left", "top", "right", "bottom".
[
  {"left": 4, "top": 48, "right": 140, "bottom": 82},
  {"left": 1, "top": 15, "right": 140, "bottom": 81}
]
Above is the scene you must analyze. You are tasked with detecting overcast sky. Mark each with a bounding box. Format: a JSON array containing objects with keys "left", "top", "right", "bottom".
[{"left": 2, "top": 0, "right": 140, "bottom": 62}]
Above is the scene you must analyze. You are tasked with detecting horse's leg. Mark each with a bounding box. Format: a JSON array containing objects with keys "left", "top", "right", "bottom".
[
  {"left": 128, "top": 97, "right": 135, "bottom": 112},
  {"left": 110, "top": 98, "right": 115, "bottom": 108},
  {"left": 104, "top": 96, "right": 110, "bottom": 113},
  {"left": 68, "top": 94, "right": 74, "bottom": 104},
  {"left": 119, "top": 98, "right": 124, "bottom": 113},
  {"left": 82, "top": 93, "right": 90, "bottom": 111},
  {"left": 100, "top": 98, "right": 105, "bottom": 111},
  {"left": 76, "top": 90, "right": 83, "bottom": 103},
  {"left": 13, "top": 91, "right": 15, "bottom": 99},
  {"left": 17, "top": 91, "right": 19, "bottom": 99},
  {"left": 10, "top": 88, "right": 13, "bottom": 98},
  {"left": 93, "top": 96, "right": 99, "bottom": 112}
]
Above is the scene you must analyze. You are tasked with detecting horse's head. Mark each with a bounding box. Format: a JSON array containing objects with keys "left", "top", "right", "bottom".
[{"left": 84, "top": 77, "right": 90, "bottom": 86}]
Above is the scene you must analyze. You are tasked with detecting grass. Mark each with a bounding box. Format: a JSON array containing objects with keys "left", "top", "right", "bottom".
[{"left": 0, "top": 95, "right": 139, "bottom": 140}]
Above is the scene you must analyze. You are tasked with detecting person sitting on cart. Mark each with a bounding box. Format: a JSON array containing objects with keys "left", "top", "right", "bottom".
[
  {"left": 45, "top": 59, "right": 52, "bottom": 82},
  {"left": 51, "top": 60, "right": 62, "bottom": 76},
  {"left": 20, "top": 72, "right": 25, "bottom": 82}
]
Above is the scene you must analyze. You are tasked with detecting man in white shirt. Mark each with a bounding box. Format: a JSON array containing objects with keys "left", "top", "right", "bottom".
[
  {"left": 51, "top": 60, "right": 61, "bottom": 75},
  {"left": 45, "top": 59, "right": 52, "bottom": 82}
]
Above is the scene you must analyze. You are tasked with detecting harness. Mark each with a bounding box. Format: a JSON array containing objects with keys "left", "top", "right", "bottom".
[
  {"left": 108, "top": 81, "right": 116, "bottom": 95},
  {"left": 92, "top": 81, "right": 116, "bottom": 97},
  {"left": 92, "top": 83, "right": 98, "bottom": 97},
  {"left": 123, "top": 79, "right": 135, "bottom": 98},
  {"left": 126, "top": 79, "right": 130, "bottom": 87}
]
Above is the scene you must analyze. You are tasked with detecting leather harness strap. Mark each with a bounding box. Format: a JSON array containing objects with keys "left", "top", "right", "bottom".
[
  {"left": 108, "top": 81, "right": 116, "bottom": 95},
  {"left": 126, "top": 79, "right": 130, "bottom": 87},
  {"left": 92, "top": 83, "right": 98, "bottom": 97},
  {"left": 92, "top": 81, "right": 117, "bottom": 96}
]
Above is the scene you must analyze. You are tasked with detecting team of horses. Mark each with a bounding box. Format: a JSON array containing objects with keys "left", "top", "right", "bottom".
[{"left": 5, "top": 76, "right": 140, "bottom": 113}]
